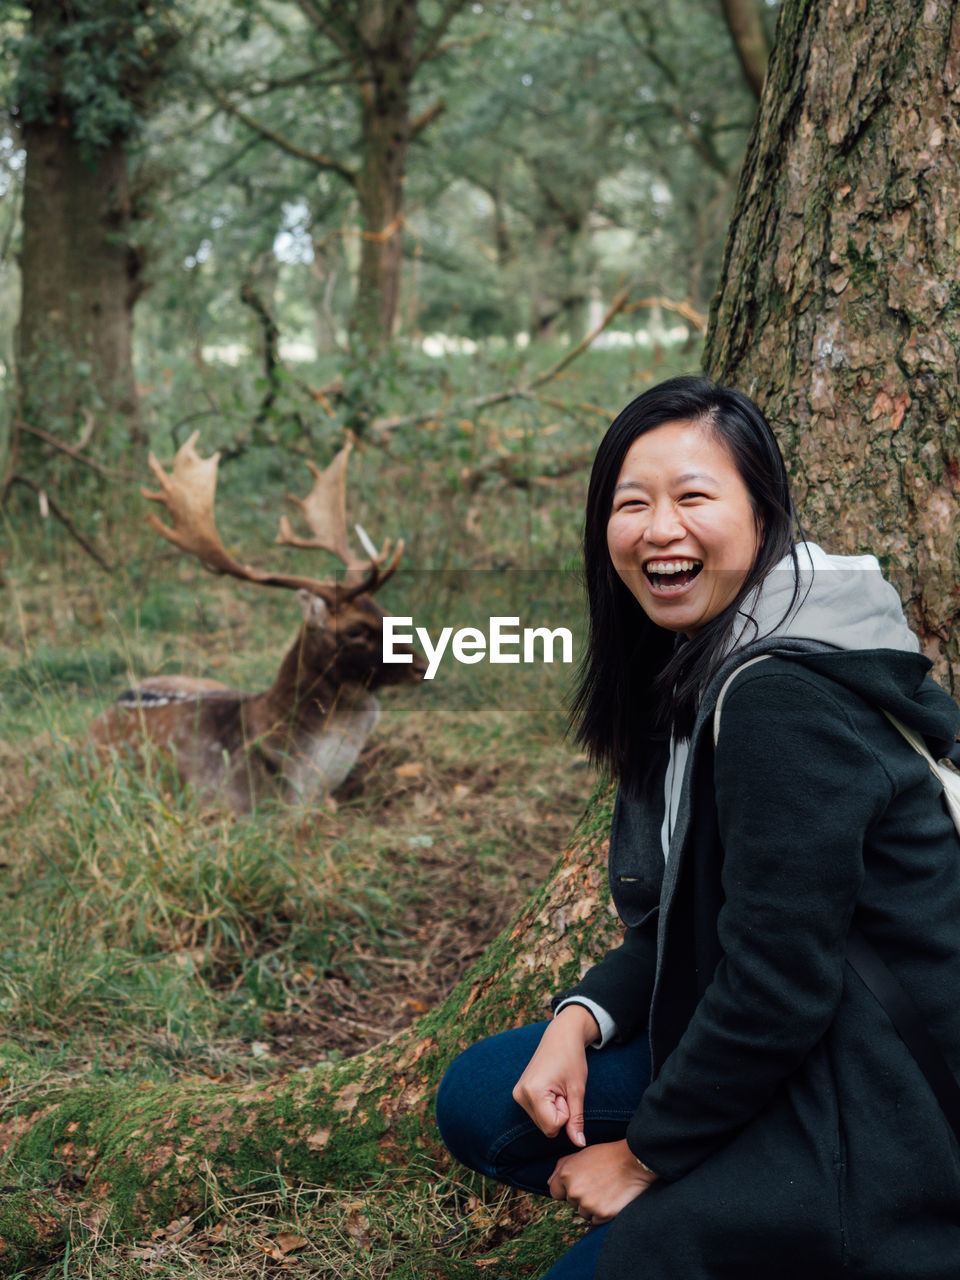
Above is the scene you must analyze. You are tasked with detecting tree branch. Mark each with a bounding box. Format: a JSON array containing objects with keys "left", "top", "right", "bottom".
[
  {"left": 14, "top": 422, "right": 138, "bottom": 482},
  {"left": 374, "top": 283, "right": 642, "bottom": 434},
  {"left": 720, "top": 0, "right": 770, "bottom": 100},
  {"left": 415, "top": 0, "right": 470, "bottom": 67},
  {"left": 5, "top": 476, "right": 114, "bottom": 572},
  {"left": 294, "top": 0, "right": 364, "bottom": 63},
  {"left": 527, "top": 283, "right": 636, "bottom": 388},
  {"left": 410, "top": 99, "right": 446, "bottom": 137},
  {"left": 622, "top": 295, "right": 708, "bottom": 334},
  {"left": 198, "top": 75, "right": 357, "bottom": 185}
]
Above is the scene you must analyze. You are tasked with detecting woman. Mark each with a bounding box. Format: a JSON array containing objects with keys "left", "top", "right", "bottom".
[{"left": 435, "top": 375, "right": 960, "bottom": 1278}]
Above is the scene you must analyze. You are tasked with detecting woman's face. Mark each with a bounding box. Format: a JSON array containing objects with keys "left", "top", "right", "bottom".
[{"left": 606, "top": 419, "right": 761, "bottom": 636}]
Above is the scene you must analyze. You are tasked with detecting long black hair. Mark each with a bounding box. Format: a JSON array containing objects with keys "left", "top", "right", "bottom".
[{"left": 571, "top": 375, "right": 800, "bottom": 794}]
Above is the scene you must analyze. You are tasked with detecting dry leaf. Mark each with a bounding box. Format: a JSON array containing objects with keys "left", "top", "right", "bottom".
[
  {"left": 152, "top": 1216, "right": 193, "bottom": 1243},
  {"left": 335, "top": 1081, "right": 363, "bottom": 1115},
  {"left": 395, "top": 761, "right": 425, "bottom": 779},
  {"left": 275, "top": 1232, "right": 308, "bottom": 1255},
  {"left": 305, "top": 1126, "right": 331, "bottom": 1151}
]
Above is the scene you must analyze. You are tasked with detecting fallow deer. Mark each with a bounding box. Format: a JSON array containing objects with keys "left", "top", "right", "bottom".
[{"left": 90, "top": 434, "right": 426, "bottom": 811}]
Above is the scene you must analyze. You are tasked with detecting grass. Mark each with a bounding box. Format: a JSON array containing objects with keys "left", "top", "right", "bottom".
[{"left": 0, "top": 341, "right": 698, "bottom": 1276}]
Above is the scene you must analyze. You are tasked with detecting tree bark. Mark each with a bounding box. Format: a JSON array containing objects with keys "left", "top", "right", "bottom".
[
  {"left": 16, "top": 2, "right": 144, "bottom": 454},
  {"left": 351, "top": 3, "right": 418, "bottom": 351},
  {"left": 18, "top": 122, "right": 142, "bottom": 447},
  {"left": 704, "top": 0, "right": 960, "bottom": 686}
]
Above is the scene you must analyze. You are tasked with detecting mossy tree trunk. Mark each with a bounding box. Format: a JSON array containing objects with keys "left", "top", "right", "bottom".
[
  {"left": 704, "top": 0, "right": 960, "bottom": 685},
  {"left": 14, "top": 0, "right": 157, "bottom": 456},
  {"left": 18, "top": 117, "right": 142, "bottom": 446},
  {"left": 4, "top": 0, "right": 960, "bottom": 1268}
]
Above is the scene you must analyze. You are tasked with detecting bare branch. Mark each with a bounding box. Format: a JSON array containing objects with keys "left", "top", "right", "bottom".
[
  {"left": 720, "top": 0, "right": 770, "bottom": 100},
  {"left": 295, "top": 0, "right": 367, "bottom": 64},
  {"left": 410, "top": 99, "right": 446, "bottom": 138},
  {"left": 198, "top": 74, "right": 357, "bottom": 185},
  {"left": 374, "top": 285, "right": 650, "bottom": 434},
  {"left": 416, "top": 0, "right": 470, "bottom": 67},
  {"left": 622, "top": 295, "right": 708, "bottom": 334},
  {"left": 460, "top": 449, "right": 597, "bottom": 494},
  {"left": 6, "top": 475, "right": 113, "bottom": 572},
  {"left": 527, "top": 283, "right": 635, "bottom": 388},
  {"left": 421, "top": 31, "right": 492, "bottom": 61},
  {"left": 14, "top": 421, "right": 138, "bottom": 482}
]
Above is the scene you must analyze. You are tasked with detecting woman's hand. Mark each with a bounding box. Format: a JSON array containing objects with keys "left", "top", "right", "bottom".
[
  {"left": 548, "top": 1139, "right": 657, "bottom": 1224},
  {"left": 512, "top": 1005, "right": 599, "bottom": 1147}
]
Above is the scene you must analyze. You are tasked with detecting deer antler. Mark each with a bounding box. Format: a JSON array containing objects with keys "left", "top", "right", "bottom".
[
  {"left": 143, "top": 433, "right": 341, "bottom": 601},
  {"left": 276, "top": 440, "right": 404, "bottom": 597},
  {"left": 143, "top": 433, "right": 404, "bottom": 602}
]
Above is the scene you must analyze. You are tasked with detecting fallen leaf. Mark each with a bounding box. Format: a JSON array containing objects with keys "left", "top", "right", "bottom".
[
  {"left": 305, "top": 1126, "right": 331, "bottom": 1151},
  {"left": 395, "top": 761, "right": 425, "bottom": 779},
  {"left": 151, "top": 1216, "right": 193, "bottom": 1243},
  {"left": 275, "top": 1232, "right": 308, "bottom": 1254}
]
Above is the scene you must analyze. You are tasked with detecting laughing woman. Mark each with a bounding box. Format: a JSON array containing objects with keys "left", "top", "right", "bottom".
[{"left": 435, "top": 376, "right": 960, "bottom": 1279}]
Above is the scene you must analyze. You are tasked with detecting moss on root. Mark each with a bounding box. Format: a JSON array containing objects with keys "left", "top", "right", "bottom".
[{"left": 0, "top": 1191, "right": 66, "bottom": 1272}]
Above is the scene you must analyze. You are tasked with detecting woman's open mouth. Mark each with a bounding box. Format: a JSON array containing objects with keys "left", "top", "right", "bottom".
[{"left": 643, "top": 558, "right": 703, "bottom": 595}]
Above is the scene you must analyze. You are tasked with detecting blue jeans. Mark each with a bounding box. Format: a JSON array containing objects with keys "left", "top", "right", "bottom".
[{"left": 435, "top": 1021, "right": 652, "bottom": 1280}]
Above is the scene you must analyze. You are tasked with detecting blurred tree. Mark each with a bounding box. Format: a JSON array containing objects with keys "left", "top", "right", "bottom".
[
  {"left": 720, "top": 0, "right": 770, "bottom": 99},
  {"left": 199, "top": 0, "right": 469, "bottom": 352},
  {"left": 410, "top": 0, "right": 761, "bottom": 341},
  {"left": 11, "top": 0, "right": 176, "bottom": 455}
]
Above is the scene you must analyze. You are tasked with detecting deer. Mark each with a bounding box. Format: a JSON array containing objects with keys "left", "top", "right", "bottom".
[{"left": 89, "top": 433, "right": 426, "bottom": 811}]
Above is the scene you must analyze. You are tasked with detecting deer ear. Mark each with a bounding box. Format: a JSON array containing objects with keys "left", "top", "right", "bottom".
[{"left": 297, "top": 589, "right": 330, "bottom": 626}]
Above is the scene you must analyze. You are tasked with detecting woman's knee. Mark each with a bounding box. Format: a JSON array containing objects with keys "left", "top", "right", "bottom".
[
  {"left": 435, "top": 1023, "right": 549, "bottom": 1172},
  {"left": 435, "top": 1045, "right": 485, "bottom": 1168}
]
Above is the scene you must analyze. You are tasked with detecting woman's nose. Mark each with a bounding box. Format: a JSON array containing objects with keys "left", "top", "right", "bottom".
[{"left": 644, "top": 501, "right": 685, "bottom": 545}]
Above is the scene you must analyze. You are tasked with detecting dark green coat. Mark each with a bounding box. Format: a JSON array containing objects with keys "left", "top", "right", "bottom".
[{"left": 561, "top": 641, "right": 960, "bottom": 1278}]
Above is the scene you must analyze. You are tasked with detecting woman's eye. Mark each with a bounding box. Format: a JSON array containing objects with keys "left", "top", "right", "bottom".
[{"left": 679, "top": 491, "right": 707, "bottom": 501}]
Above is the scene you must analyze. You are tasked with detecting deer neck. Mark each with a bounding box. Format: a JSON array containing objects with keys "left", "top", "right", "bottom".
[
  {"left": 249, "top": 626, "right": 377, "bottom": 738},
  {"left": 240, "top": 625, "right": 380, "bottom": 802}
]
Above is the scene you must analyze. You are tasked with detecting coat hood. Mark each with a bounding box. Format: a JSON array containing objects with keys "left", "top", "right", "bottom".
[{"left": 723, "top": 542, "right": 959, "bottom": 748}]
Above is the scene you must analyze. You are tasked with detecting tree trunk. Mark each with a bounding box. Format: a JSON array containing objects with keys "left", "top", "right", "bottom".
[
  {"left": 528, "top": 215, "right": 593, "bottom": 344},
  {"left": 349, "top": 2, "right": 417, "bottom": 351},
  {"left": 720, "top": 0, "right": 770, "bottom": 99},
  {"left": 18, "top": 109, "right": 142, "bottom": 454},
  {"left": 704, "top": 0, "right": 960, "bottom": 687},
  {"left": 4, "top": 0, "right": 960, "bottom": 1268}
]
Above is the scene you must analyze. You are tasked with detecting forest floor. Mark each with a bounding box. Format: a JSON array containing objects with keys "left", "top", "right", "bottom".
[{"left": 0, "top": 342, "right": 692, "bottom": 1276}]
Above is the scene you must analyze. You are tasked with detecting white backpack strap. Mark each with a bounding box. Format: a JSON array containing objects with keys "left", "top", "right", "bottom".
[
  {"left": 883, "top": 712, "right": 960, "bottom": 836},
  {"left": 713, "top": 654, "right": 771, "bottom": 748}
]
